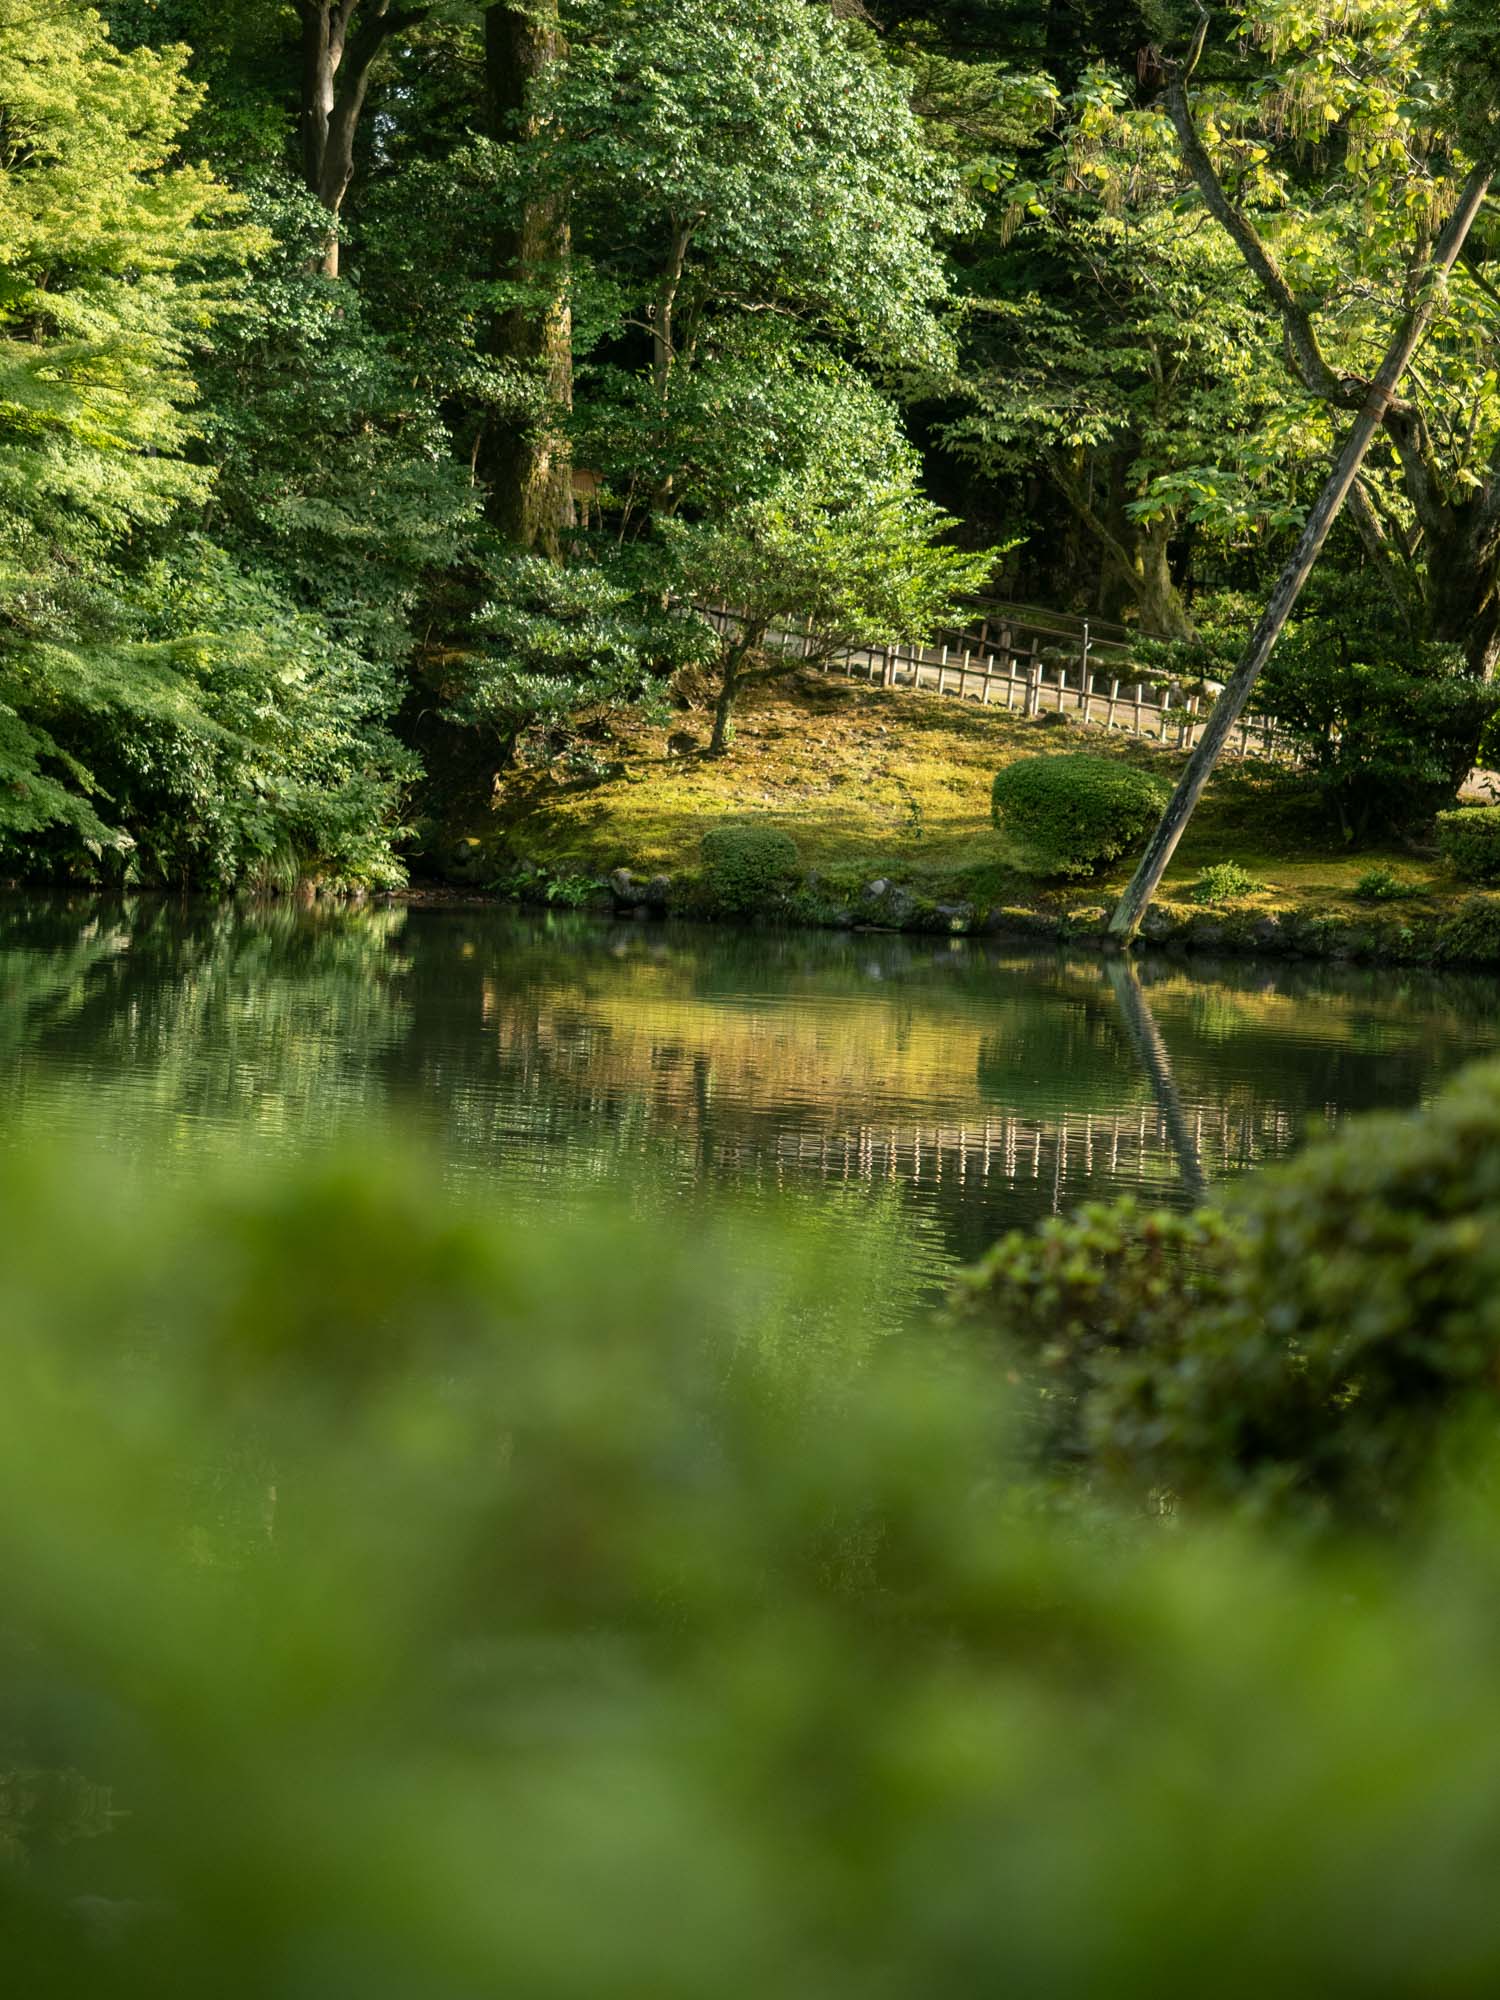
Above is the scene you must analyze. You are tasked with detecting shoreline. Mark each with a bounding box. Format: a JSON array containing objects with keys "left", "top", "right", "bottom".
[{"left": 397, "top": 878, "right": 1500, "bottom": 972}]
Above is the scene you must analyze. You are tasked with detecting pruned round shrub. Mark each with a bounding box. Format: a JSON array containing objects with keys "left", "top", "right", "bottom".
[
  {"left": 990, "top": 754, "right": 1170, "bottom": 878},
  {"left": 1437, "top": 806, "right": 1500, "bottom": 884},
  {"left": 700, "top": 824, "right": 800, "bottom": 912}
]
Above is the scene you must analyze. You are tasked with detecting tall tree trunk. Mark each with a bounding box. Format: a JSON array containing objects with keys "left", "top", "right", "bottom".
[
  {"left": 1054, "top": 450, "right": 1195, "bottom": 638},
  {"left": 1125, "top": 519, "right": 1194, "bottom": 640},
  {"left": 297, "top": 1, "right": 423, "bottom": 278},
  {"left": 1425, "top": 494, "right": 1500, "bottom": 678},
  {"left": 482, "top": 0, "right": 575, "bottom": 555}
]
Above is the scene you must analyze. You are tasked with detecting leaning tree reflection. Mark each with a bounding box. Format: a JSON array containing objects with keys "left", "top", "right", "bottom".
[{"left": 3, "top": 897, "right": 1497, "bottom": 1271}]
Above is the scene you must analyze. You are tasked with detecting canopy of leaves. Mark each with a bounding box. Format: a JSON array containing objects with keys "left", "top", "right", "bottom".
[
  {"left": 0, "top": 4, "right": 415, "bottom": 883},
  {"left": 529, "top": 0, "right": 967, "bottom": 371}
]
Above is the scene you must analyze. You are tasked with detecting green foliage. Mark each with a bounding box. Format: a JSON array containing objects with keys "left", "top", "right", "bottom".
[
  {"left": 959, "top": 1060, "right": 1500, "bottom": 1524},
  {"left": 1437, "top": 806, "right": 1500, "bottom": 884},
  {"left": 441, "top": 541, "right": 706, "bottom": 751},
  {"left": 1354, "top": 865, "right": 1419, "bottom": 902},
  {"left": 16, "top": 1126, "right": 1500, "bottom": 1987},
  {"left": 946, "top": 63, "right": 1294, "bottom": 634},
  {"left": 1435, "top": 894, "right": 1500, "bottom": 965},
  {"left": 1099, "top": 1060, "right": 1500, "bottom": 1523},
  {"left": 531, "top": 0, "right": 964, "bottom": 371},
  {"left": 665, "top": 372, "right": 998, "bottom": 664},
  {"left": 990, "top": 753, "right": 1170, "bottom": 877},
  {"left": 541, "top": 870, "right": 598, "bottom": 908},
  {"left": 0, "top": 6, "right": 414, "bottom": 885},
  {"left": 195, "top": 178, "right": 478, "bottom": 676},
  {"left": 1428, "top": 0, "right": 1500, "bottom": 159},
  {"left": 949, "top": 1199, "right": 1242, "bottom": 1463},
  {"left": 1260, "top": 620, "right": 1500, "bottom": 840},
  {"left": 700, "top": 823, "right": 800, "bottom": 912}
]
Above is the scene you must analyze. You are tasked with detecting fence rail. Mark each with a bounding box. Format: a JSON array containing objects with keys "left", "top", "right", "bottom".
[{"left": 698, "top": 601, "right": 1297, "bottom": 761}]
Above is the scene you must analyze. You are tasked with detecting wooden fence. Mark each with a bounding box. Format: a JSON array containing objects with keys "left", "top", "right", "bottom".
[{"left": 698, "top": 602, "right": 1298, "bottom": 761}]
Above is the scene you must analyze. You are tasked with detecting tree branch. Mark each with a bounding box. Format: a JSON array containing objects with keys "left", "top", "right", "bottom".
[
  {"left": 1165, "top": 76, "right": 1351, "bottom": 407},
  {"left": 1049, "top": 456, "right": 1139, "bottom": 577}
]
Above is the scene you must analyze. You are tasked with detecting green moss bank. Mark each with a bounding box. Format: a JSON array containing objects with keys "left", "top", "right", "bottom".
[{"left": 422, "top": 670, "right": 1500, "bottom": 971}]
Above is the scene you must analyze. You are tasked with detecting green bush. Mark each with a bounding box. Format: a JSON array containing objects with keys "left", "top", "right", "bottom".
[
  {"left": 990, "top": 754, "right": 1170, "bottom": 878},
  {"left": 1258, "top": 606, "right": 1500, "bottom": 839},
  {"left": 948, "top": 1200, "right": 1242, "bottom": 1463},
  {"left": 1189, "top": 861, "right": 1265, "bottom": 905},
  {"left": 969, "top": 1062, "right": 1500, "bottom": 1524},
  {"left": 700, "top": 823, "right": 801, "bottom": 911},
  {"left": 1354, "top": 866, "right": 1418, "bottom": 902},
  {"left": 1437, "top": 806, "right": 1500, "bottom": 884},
  {"left": 1435, "top": 893, "right": 1500, "bottom": 965}
]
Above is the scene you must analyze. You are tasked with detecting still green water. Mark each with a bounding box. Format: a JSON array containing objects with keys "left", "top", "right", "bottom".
[{"left": 4, "top": 895, "right": 1497, "bottom": 1290}]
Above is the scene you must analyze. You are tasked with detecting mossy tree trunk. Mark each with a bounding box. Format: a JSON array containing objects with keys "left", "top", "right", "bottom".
[{"left": 1051, "top": 450, "right": 1195, "bottom": 639}]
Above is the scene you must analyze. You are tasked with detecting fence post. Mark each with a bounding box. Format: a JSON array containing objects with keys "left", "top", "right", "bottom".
[
  {"left": 1106, "top": 677, "right": 1119, "bottom": 729},
  {"left": 1080, "top": 620, "right": 1091, "bottom": 714},
  {"left": 882, "top": 647, "right": 895, "bottom": 688},
  {"left": 1025, "top": 638, "right": 1042, "bottom": 716},
  {"left": 1133, "top": 682, "right": 1144, "bottom": 732},
  {"left": 1160, "top": 684, "right": 1172, "bottom": 740}
]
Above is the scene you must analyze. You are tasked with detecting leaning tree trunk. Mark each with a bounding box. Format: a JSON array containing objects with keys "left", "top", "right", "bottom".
[
  {"left": 482, "top": 0, "right": 575, "bottom": 555},
  {"left": 1108, "top": 160, "right": 1496, "bottom": 946}
]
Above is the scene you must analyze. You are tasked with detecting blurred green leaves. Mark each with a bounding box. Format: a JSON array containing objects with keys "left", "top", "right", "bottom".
[{"left": 10, "top": 1087, "right": 1500, "bottom": 1991}]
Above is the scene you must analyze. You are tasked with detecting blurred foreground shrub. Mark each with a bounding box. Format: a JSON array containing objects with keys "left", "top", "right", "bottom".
[
  {"left": 958, "top": 1061, "right": 1500, "bottom": 1526},
  {"left": 9, "top": 1135, "right": 1500, "bottom": 1993},
  {"left": 949, "top": 1200, "right": 1241, "bottom": 1464}
]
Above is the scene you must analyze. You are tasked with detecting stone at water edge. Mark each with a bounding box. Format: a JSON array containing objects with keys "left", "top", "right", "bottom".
[{"left": 609, "top": 868, "right": 672, "bottom": 914}]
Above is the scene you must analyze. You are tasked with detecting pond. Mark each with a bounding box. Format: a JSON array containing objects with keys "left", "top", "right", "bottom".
[{"left": 4, "top": 895, "right": 1497, "bottom": 1296}]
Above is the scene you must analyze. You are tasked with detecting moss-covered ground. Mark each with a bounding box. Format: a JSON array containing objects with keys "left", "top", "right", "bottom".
[{"left": 437, "top": 669, "right": 1468, "bottom": 928}]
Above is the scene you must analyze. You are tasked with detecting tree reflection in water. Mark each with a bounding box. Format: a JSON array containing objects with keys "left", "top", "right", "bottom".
[{"left": 3, "top": 896, "right": 1497, "bottom": 1276}]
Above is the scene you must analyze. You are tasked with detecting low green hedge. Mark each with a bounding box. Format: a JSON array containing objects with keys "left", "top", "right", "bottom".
[
  {"left": 1437, "top": 806, "right": 1500, "bottom": 883},
  {"left": 991, "top": 753, "right": 1170, "bottom": 877},
  {"left": 700, "top": 823, "right": 800, "bottom": 912}
]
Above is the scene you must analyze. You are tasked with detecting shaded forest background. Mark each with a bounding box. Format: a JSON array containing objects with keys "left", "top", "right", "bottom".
[{"left": 2, "top": 0, "right": 1497, "bottom": 884}]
